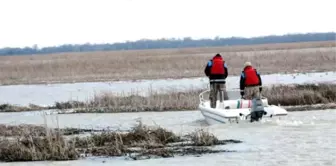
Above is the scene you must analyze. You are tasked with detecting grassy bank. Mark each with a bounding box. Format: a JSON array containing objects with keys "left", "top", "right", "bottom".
[
  {"left": 264, "top": 83, "right": 336, "bottom": 105},
  {"left": 0, "top": 41, "right": 335, "bottom": 85},
  {"left": 0, "top": 124, "right": 104, "bottom": 137},
  {"left": 0, "top": 122, "right": 241, "bottom": 161},
  {"left": 57, "top": 83, "right": 336, "bottom": 113},
  {"left": 56, "top": 87, "right": 203, "bottom": 112},
  {"left": 1, "top": 83, "right": 335, "bottom": 113},
  {"left": 0, "top": 104, "right": 51, "bottom": 112}
]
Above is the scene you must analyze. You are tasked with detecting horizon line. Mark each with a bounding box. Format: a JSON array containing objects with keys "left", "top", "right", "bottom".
[{"left": 1, "top": 31, "right": 335, "bottom": 50}]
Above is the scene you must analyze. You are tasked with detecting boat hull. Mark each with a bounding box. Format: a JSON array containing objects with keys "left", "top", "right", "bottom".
[
  {"left": 198, "top": 89, "right": 288, "bottom": 125},
  {"left": 198, "top": 101, "right": 288, "bottom": 125}
]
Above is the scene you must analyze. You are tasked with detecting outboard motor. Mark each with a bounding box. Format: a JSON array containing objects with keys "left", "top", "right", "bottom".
[{"left": 250, "top": 97, "right": 266, "bottom": 122}]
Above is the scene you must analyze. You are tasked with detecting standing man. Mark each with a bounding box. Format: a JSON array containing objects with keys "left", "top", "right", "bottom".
[
  {"left": 204, "top": 53, "right": 229, "bottom": 108},
  {"left": 239, "top": 61, "right": 262, "bottom": 100}
]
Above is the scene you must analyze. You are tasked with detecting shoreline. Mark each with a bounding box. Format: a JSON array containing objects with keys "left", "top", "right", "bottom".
[
  {"left": 0, "top": 69, "right": 333, "bottom": 87},
  {"left": 1, "top": 71, "right": 335, "bottom": 107},
  {"left": 1, "top": 83, "right": 335, "bottom": 113}
]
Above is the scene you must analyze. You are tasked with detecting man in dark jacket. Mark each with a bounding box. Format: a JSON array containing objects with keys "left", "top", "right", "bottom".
[
  {"left": 239, "top": 61, "right": 262, "bottom": 100},
  {"left": 204, "top": 53, "right": 229, "bottom": 108}
]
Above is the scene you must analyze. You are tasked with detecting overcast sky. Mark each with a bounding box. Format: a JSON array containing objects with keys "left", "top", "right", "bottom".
[{"left": 0, "top": 0, "right": 335, "bottom": 48}]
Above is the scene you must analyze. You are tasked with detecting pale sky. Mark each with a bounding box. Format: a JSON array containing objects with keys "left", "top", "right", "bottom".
[{"left": 0, "top": 0, "right": 335, "bottom": 48}]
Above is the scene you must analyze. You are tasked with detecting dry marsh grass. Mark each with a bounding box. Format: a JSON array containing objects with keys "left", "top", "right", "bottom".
[
  {"left": 1, "top": 83, "right": 335, "bottom": 113},
  {"left": 0, "top": 127, "right": 78, "bottom": 162},
  {"left": 0, "top": 124, "right": 104, "bottom": 137},
  {"left": 263, "top": 83, "right": 336, "bottom": 106},
  {"left": 0, "top": 104, "right": 49, "bottom": 112},
  {"left": 66, "top": 88, "right": 203, "bottom": 112},
  {"left": 73, "top": 122, "right": 238, "bottom": 159},
  {"left": 0, "top": 122, "right": 241, "bottom": 161},
  {"left": 0, "top": 41, "right": 335, "bottom": 85},
  {"left": 185, "top": 129, "right": 220, "bottom": 146},
  {"left": 55, "top": 83, "right": 336, "bottom": 113}
]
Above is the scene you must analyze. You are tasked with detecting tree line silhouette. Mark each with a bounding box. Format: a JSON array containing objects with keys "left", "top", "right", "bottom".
[{"left": 0, "top": 32, "right": 335, "bottom": 56}]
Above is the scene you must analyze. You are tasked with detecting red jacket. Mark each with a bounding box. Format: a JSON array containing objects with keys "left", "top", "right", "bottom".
[
  {"left": 204, "top": 54, "right": 228, "bottom": 83},
  {"left": 210, "top": 56, "right": 226, "bottom": 75},
  {"left": 240, "top": 66, "right": 262, "bottom": 91},
  {"left": 244, "top": 66, "right": 260, "bottom": 85}
]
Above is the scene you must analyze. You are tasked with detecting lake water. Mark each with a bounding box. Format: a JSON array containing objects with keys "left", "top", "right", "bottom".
[
  {"left": 0, "top": 71, "right": 335, "bottom": 106},
  {"left": 1, "top": 71, "right": 335, "bottom": 165},
  {"left": 0, "top": 109, "right": 335, "bottom": 166}
]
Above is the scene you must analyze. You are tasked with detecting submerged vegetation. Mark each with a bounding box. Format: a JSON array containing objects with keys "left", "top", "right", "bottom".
[
  {"left": 0, "top": 122, "right": 240, "bottom": 162},
  {"left": 1, "top": 83, "right": 335, "bottom": 113}
]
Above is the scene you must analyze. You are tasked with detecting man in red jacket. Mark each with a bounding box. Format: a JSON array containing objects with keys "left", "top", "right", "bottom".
[
  {"left": 204, "top": 53, "right": 229, "bottom": 108},
  {"left": 239, "top": 62, "right": 262, "bottom": 100}
]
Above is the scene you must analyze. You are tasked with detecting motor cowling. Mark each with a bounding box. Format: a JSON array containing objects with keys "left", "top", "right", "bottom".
[{"left": 250, "top": 97, "right": 266, "bottom": 122}]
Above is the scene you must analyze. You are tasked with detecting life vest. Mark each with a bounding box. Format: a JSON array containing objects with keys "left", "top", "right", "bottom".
[
  {"left": 244, "top": 66, "right": 260, "bottom": 85},
  {"left": 210, "top": 56, "right": 225, "bottom": 75}
]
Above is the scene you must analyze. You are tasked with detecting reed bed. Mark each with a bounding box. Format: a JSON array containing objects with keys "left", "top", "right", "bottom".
[
  {"left": 65, "top": 88, "right": 203, "bottom": 113},
  {"left": 53, "top": 83, "right": 336, "bottom": 113},
  {"left": 0, "top": 104, "right": 49, "bottom": 112},
  {"left": 0, "top": 122, "right": 240, "bottom": 162},
  {"left": 1, "top": 83, "right": 335, "bottom": 113},
  {"left": 263, "top": 83, "right": 336, "bottom": 106},
  {"left": 0, "top": 41, "right": 335, "bottom": 85},
  {"left": 0, "top": 126, "right": 78, "bottom": 161},
  {"left": 0, "top": 124, "right": 104, "bottom": 137}
]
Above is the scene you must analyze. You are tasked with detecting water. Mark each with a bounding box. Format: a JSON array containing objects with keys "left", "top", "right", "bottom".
[
  {"left": 0, "top": 70, "right": 335, "bottom": 165},
  {"left": 0, "top": 71, "right": 335, "bottom": 106},
  {"left": 0, "top": 109, "right": 335, "bottom": 166}
]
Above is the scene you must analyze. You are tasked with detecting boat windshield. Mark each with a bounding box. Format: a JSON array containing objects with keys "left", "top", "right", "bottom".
[{"left": 199, "top": 89, "right": 242, "bottom": 102}]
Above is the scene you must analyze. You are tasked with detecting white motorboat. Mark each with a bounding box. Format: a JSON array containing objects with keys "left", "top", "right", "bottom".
[{"left": 198, "top": 89, "right": 288, "bottom": 125}]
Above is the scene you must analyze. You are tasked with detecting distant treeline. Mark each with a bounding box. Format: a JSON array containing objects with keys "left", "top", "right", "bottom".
[{"left": 0, "top": 32, "right": 335, "bottom": 56}]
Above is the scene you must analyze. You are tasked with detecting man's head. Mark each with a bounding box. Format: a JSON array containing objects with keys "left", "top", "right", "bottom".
[
  {"left": 244, "top": 61, "right": 252, "bottom": 67},
  {"left": 214, "top": 53, "right": 222, "bottom": 57},
  {"left": 212, "top": 53, "right": 223, "bottom": 60}
]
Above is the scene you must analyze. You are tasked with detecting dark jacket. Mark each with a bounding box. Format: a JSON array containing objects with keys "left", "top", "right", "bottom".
[{"left": 204, "top": 54, "right": 228, "bottom": 84}]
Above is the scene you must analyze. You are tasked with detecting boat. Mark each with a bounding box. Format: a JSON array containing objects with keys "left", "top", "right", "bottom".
[{"left": 198, "top": 89, "right": 288, "bottom": 125}]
